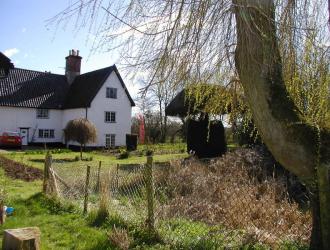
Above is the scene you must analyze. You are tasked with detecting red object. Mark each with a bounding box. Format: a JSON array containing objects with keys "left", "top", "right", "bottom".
[
  {"left": 0, "top": 132, "right": 22, "bottom": 148},
  {"left": 138, "top": 114, "right": 145, "bottom": 144}
]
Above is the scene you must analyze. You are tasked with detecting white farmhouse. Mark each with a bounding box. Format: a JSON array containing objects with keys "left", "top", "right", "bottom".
[{"left": 0, "top": 50, "right": 135, "bottom": 148}]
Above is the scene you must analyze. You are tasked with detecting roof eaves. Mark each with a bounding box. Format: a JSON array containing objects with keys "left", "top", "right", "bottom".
[
  {"left": 84, "top": 66, "right": 114, "bottom": 107},
  {"left": 112, "top": 65, "right": 136, "bottom": 107}
]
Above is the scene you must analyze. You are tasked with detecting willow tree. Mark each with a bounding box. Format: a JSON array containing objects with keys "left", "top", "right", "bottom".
[
  {"left": 64, "top": 118, "right": 97, "bottom": 160},
  {"left": 50, "top": 0, "right": 330, "bottom": 247},
  {"left": 234, "top": 1, "right": 329, "bottom": 248}
]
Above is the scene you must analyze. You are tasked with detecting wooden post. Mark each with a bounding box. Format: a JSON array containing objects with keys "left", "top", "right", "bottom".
[
  {"left": 145, "top": 156, "right": 155, "bottom": 232},
  {"left": 2, "top": 227, "right": 41, "bottom": 250},
  {"left": 317, "top": 163, "right": 330, "bottom": 250},
  {"left": 0, "top": 204, "right": 5, "bottom": 225},
  {"left": 83, "top": 165, "right": 91, "bottom": 214},
  {"left": 116, "top": 164, "right": 119, "bottom": 190},
  {"left": 96, "top": 161, "right": 102, "bottom": 192},
  {"left": 43, "top": 152, "right": 52, "bottom": 194},
  {"left": 49, "top": 168, "right": 60, "bottom": 198}
]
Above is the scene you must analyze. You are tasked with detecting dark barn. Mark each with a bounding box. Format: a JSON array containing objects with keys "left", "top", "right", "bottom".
[{"left": 166, "top": 86, "right": 228, "bottom": 158}]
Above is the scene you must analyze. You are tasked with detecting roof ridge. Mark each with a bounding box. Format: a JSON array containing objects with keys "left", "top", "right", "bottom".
[
  {"left": 79, "top": 65, "right": 114, "bottom": 76},
  {"left": 12, "top": 67, "right": 65, "bottom": 76}
]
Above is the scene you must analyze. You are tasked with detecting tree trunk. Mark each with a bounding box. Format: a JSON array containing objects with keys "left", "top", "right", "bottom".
[
  {"left": 233, "top": 0, "right": 330, "bottom": 248},
  {"left": 309, "top": 188, "right": 323, "bottom": 249},
  {"left": 80, "top": 144, "right": 83, "bottom": 160},
  {"left": 234, "top": 0, "right": 317, "bottom": 183}
]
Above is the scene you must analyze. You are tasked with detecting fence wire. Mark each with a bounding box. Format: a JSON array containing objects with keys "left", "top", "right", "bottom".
[{"left": 49, "top": 149, "right": 311, "bottom": 249}]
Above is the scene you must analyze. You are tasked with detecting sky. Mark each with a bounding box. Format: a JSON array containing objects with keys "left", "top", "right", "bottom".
[{"left": 0, "top": 0, "right": 140, "bottom": 112}]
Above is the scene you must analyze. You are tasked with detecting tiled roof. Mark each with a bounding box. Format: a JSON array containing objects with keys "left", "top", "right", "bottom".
[
  {"left": 0, "top": 68, "right": 69, "bottom": 109},
  {"left": 0, "top": 52, "right": 14, "bottom": 76},
  {"left": 0, "top": 65, "right": 135, "bottom": 109},
  {"left": 64, "top": 65, "right": 135, "bottom": 108}
]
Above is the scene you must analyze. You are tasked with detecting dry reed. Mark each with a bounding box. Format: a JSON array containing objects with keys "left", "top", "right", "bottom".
[
  {"left": 108, "top": 226, "right": 131, "bottom": 250},
  {"left": 155, "top": 148, "right": 312, "bottom": 247}
]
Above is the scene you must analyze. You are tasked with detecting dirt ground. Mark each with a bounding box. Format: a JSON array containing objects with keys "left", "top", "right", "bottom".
[{"left": 0, "top": 155, "right": 43, "bottom": 181}]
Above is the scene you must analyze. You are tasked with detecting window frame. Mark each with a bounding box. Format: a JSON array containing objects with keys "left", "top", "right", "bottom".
[
  {"left": 36, "top": 109, "right": 49, "bottom": 119},
  {"left": 38, "top": 129, "right": 55, "bottom": 138},
  {"left": 106, "top": 87, "right": 117, "bottom": 99},
  {"left": 105, "top": 111, "right": 116, "bottom": 123},
  {"left": 105, "top": 134, "right": 116, "bottom": 148}
]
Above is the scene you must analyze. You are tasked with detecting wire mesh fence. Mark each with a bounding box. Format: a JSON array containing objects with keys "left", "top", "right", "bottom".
[
  {"left": 45, "top": 148, "right": 312, "bottom": 248},
  {"left": 49, "top": 159, "right": 151, "bottom": 223}
]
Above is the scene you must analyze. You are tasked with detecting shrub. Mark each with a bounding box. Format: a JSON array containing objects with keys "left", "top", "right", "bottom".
[
  {"left": 145, "top": 150, "right": 153, "bottom": 156},
  {"left": 24, "top": 148, "right": 72, "bottom": 155},
  {"left": 187, "top": 118, "right": 227, "bottom": 158},
  {"left": 116, "top": 150, "right": 129, "bottom": 159},
  {"left": 81, "top": 156, "right": 93, "bottom": 161}
]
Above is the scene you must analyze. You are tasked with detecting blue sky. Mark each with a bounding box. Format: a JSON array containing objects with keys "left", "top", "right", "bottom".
[{"left": 0, "top": 0, "right": 140, "bottom": 103}]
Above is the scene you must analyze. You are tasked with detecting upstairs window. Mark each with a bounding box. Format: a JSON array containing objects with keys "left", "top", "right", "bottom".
[
  {"left": 38, "top": 129, "right": 54, "bottom": 138},
  {"left": 36, "top": 109, "right": 49, "bottom": 119},
  {"left": 106, "top": 87, "right": 117, "bottom": 99},
  {"left": 105, "top": 111, "right": 116, "bottom": 123}
]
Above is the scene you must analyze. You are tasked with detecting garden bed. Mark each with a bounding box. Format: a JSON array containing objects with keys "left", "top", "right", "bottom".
[{"left": 0, "top": 155, "right": 43, "bottom": 181}]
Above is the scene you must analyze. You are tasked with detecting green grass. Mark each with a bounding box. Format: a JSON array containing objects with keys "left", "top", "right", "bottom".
[
  {"left": 0, "top": 169, "right": 111, "bottom": 250},
  {"left": 2, "top": 147, "right": 187, "bottom": 170},
  {"left": 137, "top": 143, "right": 186, "bottom": 154}
]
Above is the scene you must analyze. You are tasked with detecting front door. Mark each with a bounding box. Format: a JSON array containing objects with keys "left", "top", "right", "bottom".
[{"left": 19, "top": 128, "right": 29, "bottom": 146}]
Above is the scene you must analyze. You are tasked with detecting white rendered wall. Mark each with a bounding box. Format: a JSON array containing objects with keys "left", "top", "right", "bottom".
[
  {"left": 0, "top": 72, "right": 133, "bottom": 147},
  {"left": 0, "top": 107, "right": 63, "bottom": 143},
  {"left": 88, "top": 71, "right": 132, "bottom": 147}
]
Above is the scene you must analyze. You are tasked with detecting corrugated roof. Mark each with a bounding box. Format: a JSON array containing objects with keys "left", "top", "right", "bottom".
[{"left": 0, "top": 65, "right": 135, "bottom": 109}]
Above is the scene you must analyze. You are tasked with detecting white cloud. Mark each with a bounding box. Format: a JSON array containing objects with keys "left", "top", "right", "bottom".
[
  {"left": 3, "top": 48, "right": 20, "bottom": 58},
  {"left": 22, "top": 27, "right": 27, "bottom": 33}
]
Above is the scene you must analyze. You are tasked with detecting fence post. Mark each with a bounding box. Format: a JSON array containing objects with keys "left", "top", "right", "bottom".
[
  {"left": 96, "top": 161, "right": 102, "bottom": 192},
  {"left": 317, "top": 163, "right": 330, "bottom": 250},
  {"left": 145, "top": 155, "right": 155, "bottom": 232},
  {"left": 116, "top": 164, "right": 119, "bottom": 190},
  {"left": 83, "top": 165, "right": 91, "bottom": 214},
  {"left": 0, "top": 203, "right": 5, "bottom": 225},
  {"left": 43, "top": 152, "right": 52, "bottom": 194}
]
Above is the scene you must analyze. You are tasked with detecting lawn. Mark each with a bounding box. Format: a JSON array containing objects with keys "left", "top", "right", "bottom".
[
  {"left": 0, "top": 168, "right": 111, "bottom": 250},
  {"left": 1, "top": 144, "right": 188, "bottom": 170}
]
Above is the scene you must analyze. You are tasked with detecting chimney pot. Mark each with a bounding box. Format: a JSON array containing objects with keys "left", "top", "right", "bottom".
[{"left": 65, "top": 49, "right": 82, "bottom": 84}]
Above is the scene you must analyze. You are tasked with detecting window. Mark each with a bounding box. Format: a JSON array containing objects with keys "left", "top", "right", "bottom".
[
  {"left": 38, "top": 129, "right": 54, "bottom": 138},
  {"left": 105, "top": 111, "right": 116, "bottom": 123},
  {"left": 105, "top": 134, "right": 116, "bottom": 148},
  {"left": 36, "top": 109, "right": 49, "bottom": 119},
  {"left": 106, "top": 87, "right": 117, "bottom": 99}
]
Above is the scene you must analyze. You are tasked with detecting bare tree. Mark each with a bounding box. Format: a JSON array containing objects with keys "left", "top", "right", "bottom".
[{"left": 149, "top": 79, "right": 178, "bottom": 142}]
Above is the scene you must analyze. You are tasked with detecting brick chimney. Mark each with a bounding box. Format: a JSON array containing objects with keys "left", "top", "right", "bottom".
[{"left": 65, "top": 49, "right": 82, "bottom": 84}]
